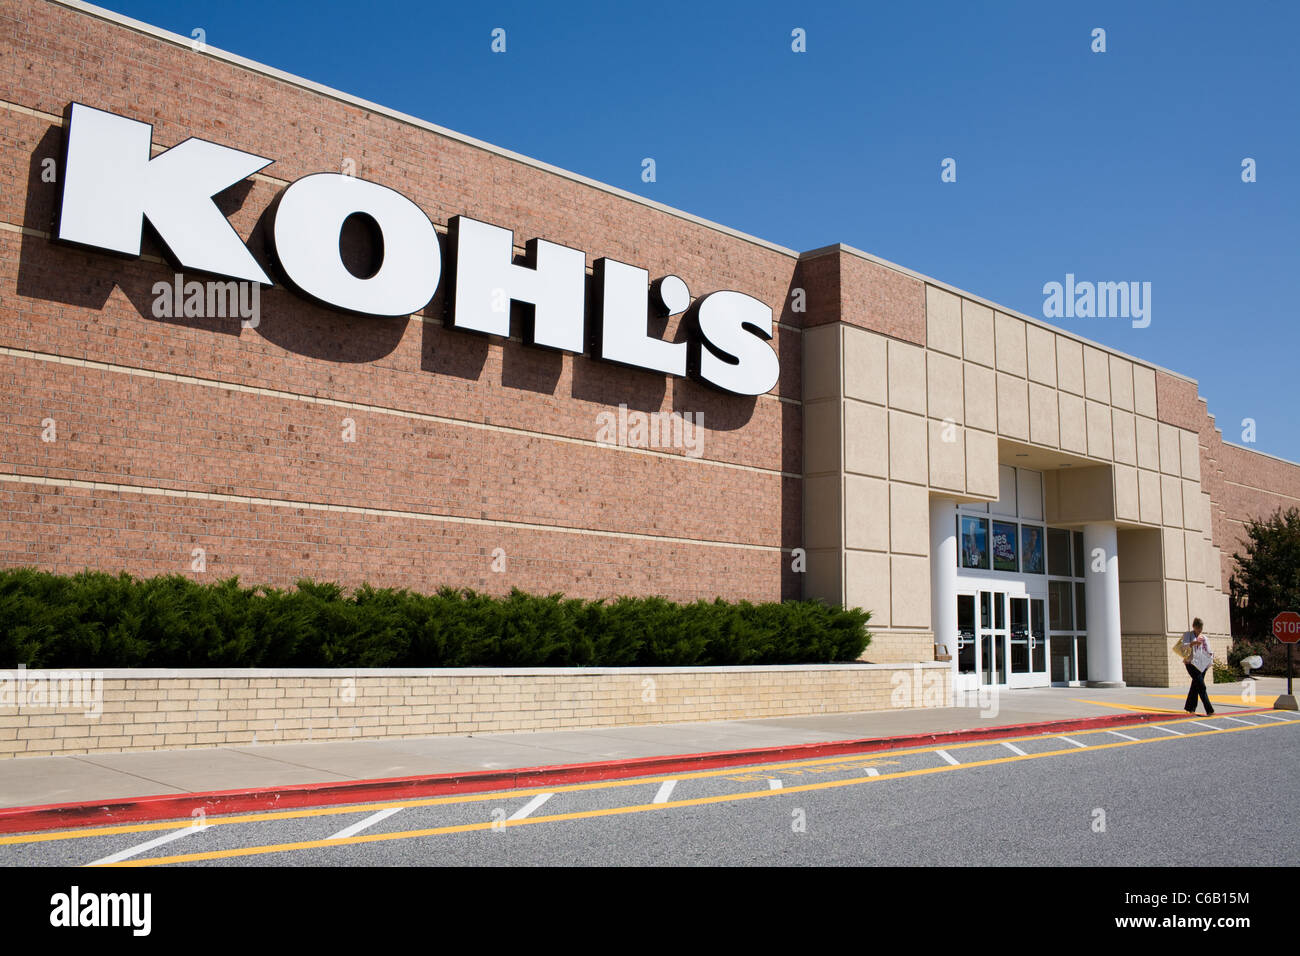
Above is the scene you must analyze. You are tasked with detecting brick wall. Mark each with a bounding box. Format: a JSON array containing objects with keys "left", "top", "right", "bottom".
[
  {"left": 0, "top": 0, "right": 803, "bottom": 603},
  {"left": 0, "top": 664, "right": 952, "bottom": 758}
]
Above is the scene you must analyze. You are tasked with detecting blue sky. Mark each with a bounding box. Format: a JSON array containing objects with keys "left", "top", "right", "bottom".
[{"left": 97, "top": 0, "right": 1300, "bottom": 461}]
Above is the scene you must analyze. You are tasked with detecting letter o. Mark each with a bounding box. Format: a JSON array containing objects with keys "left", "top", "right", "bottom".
[{"left": 270, "top": 173, "right": 440, "bottom": 316}]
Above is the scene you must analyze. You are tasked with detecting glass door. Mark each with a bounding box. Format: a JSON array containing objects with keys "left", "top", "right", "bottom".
[
  {"left": 1008, "top": 596, "right": 1051, "bottom": 687},
  {"left": 979, "top": 590, "right": 1007, "bottom": 686}
]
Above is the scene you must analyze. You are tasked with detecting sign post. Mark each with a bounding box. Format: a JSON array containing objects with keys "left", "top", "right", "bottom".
[{"left": 1271, "top": 611, "right": 1300, "bottom": 711}]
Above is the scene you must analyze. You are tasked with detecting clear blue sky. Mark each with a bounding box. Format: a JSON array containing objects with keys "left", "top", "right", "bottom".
[{"left": 96, "top": 0, "right": 1300, "bottom": 462}]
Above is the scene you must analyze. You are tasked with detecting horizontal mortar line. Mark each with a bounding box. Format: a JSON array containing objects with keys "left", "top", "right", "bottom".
[
  {"left": 0, "top": 345, "right": 800, "bottom": 478},
  {"left": 0, "top": 471, "right": 788, "bottom": 552},
  {"left": 1220, "top": 479, "right": 1300, "bottom": 505},
  {"left": 101, "top": 718, "right": 1295, "bottom": 867}
]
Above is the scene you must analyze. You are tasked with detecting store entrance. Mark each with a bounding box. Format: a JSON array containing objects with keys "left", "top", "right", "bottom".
[{"left": 956, "top": 591, "right": 1049, "bottom": 689}]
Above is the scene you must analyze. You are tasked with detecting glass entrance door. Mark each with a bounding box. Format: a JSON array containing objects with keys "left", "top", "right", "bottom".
[
  {"left": 957, "top": 591, "right": 1051, "bottom": 689},
  {"left": 979, "top": 590, "right": 1007, "bottom": 686},
  {"left": 1008, "top": 596, "right": 1050, "bottom": 687}
]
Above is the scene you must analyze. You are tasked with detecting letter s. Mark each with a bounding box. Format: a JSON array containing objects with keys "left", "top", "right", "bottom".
[{"left": 688, "top": 291, "right": 779, "bottom": 396}]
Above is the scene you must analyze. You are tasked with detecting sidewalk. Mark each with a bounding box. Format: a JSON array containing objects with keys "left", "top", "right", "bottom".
[{"left": 0, "top": 679, "right": 1288, "bottom": 817}]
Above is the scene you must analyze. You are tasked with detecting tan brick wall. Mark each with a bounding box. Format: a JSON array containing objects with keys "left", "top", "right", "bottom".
[
  {"left": 0, "top": 665, "right": 951, "bottom": 758},
  {"left": 1121, "top": 633, "right": 1233, "bottom": 688},
  {"left": 857, "top": 629, "right": 935, "bottom": 664}
]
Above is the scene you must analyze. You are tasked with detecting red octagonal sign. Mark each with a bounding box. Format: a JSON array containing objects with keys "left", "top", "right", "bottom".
[{"left": 1273, "top": 611, "right": 1300, "bottom": 644}]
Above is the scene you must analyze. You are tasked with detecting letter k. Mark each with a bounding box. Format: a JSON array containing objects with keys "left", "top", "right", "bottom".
[{"left": 57, "top": 103, "right": 272, "bottom": 284}]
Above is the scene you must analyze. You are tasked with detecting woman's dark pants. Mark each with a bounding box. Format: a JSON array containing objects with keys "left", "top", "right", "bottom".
[{"left": 1184, "top": 661, "right": 1212, "bottom": 713}]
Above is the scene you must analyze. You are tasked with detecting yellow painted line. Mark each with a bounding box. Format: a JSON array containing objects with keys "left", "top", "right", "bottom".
[
  {"left": 99, "top": 717, "right": 1294, "bottom": 867},
  {"left": 1150, "top": 694, "right": 1278, "bottom": 706},
  {"left": 2, "top": 711, "right": 1273, "bottom": 847},
  {"left": 1072, "top": 698, "right": 1186, "bottom": 714}
]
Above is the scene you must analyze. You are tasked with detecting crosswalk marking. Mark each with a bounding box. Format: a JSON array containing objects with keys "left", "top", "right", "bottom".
[
  {"left": 89, "top": 824, "right": 207, "bottom": 866},
  {"left": 327, "top": 807, "right": 403, "bottom": 841},
  {"left": 653, "top": 780, "right": 677, "bottom": 804},
  {"left": 508, "top": 793, "right": 553, "bottom": 820}
]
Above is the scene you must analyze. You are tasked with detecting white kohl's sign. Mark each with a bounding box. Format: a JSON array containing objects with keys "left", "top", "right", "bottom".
[{"left": 53, "top": 104, "right": 779, "bottom": 396}]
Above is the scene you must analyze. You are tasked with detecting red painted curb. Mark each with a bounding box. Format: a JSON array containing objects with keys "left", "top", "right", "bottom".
[{"left": 0, "top": 708, "right": 1272, "bottom": 835}]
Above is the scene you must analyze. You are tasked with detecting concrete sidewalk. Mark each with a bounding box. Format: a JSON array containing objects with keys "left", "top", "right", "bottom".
[{"left": 0, "top": 679, "right": 1288, "bottom": 812}]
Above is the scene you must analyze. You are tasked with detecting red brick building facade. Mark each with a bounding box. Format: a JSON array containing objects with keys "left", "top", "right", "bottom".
[{"left": 2, "top": 0, "right": 1297, "bottom": 683}]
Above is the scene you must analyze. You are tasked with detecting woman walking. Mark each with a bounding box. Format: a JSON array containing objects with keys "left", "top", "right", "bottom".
[{"left": 1180, "top": 617, "right": 1215, "bottom": 716}]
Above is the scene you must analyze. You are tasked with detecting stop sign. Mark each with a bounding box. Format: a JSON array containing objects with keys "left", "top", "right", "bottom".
[{"left": 1273, "top": 611, "right": 1300, "bottom": 644}]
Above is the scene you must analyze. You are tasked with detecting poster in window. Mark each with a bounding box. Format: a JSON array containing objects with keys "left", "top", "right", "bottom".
[
  {"left": 1021, "top": 524, "right": 1045, "bottom": 574},
  {"left": 991, "top": 520, "right": 1019, "bottom": 572},
  {"left": 960, "top": 515, "right": 989, "bottom": 570}
]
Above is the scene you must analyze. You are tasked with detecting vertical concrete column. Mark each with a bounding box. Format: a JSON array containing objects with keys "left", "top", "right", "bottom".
[
  {"left": 1083, "top": 522, "right": 1125, "bottom": 687},
  {"left": 930, "top": 497, "right": 958, "bottom": 665}
]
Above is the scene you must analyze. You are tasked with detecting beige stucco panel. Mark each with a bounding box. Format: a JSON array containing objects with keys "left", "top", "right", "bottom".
[
  {"left": 1133, "top": 365, "right": 1157, "bottom": 417},
  {"left": 964, "top": 363, "right": 997, "bottom": 432},
  {"left": 843, "top": 326, "right": 887, "bottom": 406},
  {"left": 994, "top": 312, "right": 1027, "bottom": 377},
  {"left": 1158, "top": 422, "right": 1182, "bottom": 477},
  {"left": 1083, "top": 346, "right": 1111, "bottom": 404},
  {"left": 1184, "top": 531, "right": 1204, "bottom": 584},
  {"left": 1059, "top": 391, "right": 1087, "bottom": 455},
  {"left": 1120, "top": 581, "right": 1165, "bottom": 634},
  {"left": 1179, "top": 430, "right": 1200, "bottom": 481},
  {"left": 926, "top": 351, "right": 963, "bottom": 424},
  {"left": 996, "top": 373, "right": 1029, "bottom": 441},
  {"left": 844, "top": 399, "right": 888, "bottom": 478},
  {"left": 1138, "top": 468, "right": 1162, "bottom": 524},
  {"left": 965, "top": 429, "right": 999, "bottom": 498},
  {"left": 844, "top": 474, "right": 889, "bottom": 552},
  {"left": 888, "top": 339, "right": 927, "bottom": 415},
  {"left": 1028, "top": 382, "right": 1060, "bottom": 448},
  {"left": 1164, "top": 580, "right": 1189, "bottom": 636},
  {"left": 1181, "top": 479, "right": 1202, "bottom": 532},
  {"left": 1114, "top": 464, "right": 1139, "bottom": 522},
  {"left": 802, "top": 323, "right": 842, "bottom": 403},
  {"left": 1086, "top": 400, "right": 1114, "bottom": 460},
  {"left": 1162, "top": 526, "right": 1186, "bottom": 581},
  {"left": 1112, "top": 409, "right": 1137, "bottom": 465},
  {"left": 1109, "top": 355, "right": 1134, "bottom": 411},
  {"left": 890, "top": 481, "right": 931, "bottom": 556},
  {"left": 928, "top": 420, "right": 966, "bottom": 492},
  {"left": 804, "top": 549, "right": 843, "bottom": 605},
  {"left": 804, "top": 399, "right": 842, "bottom": 476},
  {"left": 1118, "top": 528, "right": 1163, "bottom": 580},
  {"left": 804, "top": 474, "right": 843, "bottom": 551},
  {"left": 1135, "top": 416, "right": 1160, "bottom": 471},
  {"left": 890, "top": 554, "right": 931, "bottom": 628},
  {"left": 926, "top": 285, "right": 962, "bottom": 358},
  {"left": 1056, "top": 336, "right": 1084, "bottom": 396},
  {"left": 888, "top": 410, "right": 928, "bottom": 485},
  {"left": 1161, "top": 473, "right": 1185, "bottom": 528},
  {"left": 845, "top": 550, "right": 889, "bottom": 625},
  {"left": 1025, "top": 324, "right": 1057, "bottom": 387},
  {"left": 962, "top": 300, "right": 995, "bottom": 367}
]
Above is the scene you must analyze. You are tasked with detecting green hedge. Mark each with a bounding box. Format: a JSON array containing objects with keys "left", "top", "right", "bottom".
[{"left": 0, "top": 569, "right": 870, "bottom": 668}]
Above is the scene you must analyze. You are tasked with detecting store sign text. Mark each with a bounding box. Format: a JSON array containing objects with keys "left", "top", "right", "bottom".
[{"left": 53, "top": 103, "right": 778, "bottom": 396}]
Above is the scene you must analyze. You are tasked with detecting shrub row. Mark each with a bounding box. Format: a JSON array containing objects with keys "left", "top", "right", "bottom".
[{"left": 0, "top": 569, "right": 871, "bottom": 668}]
